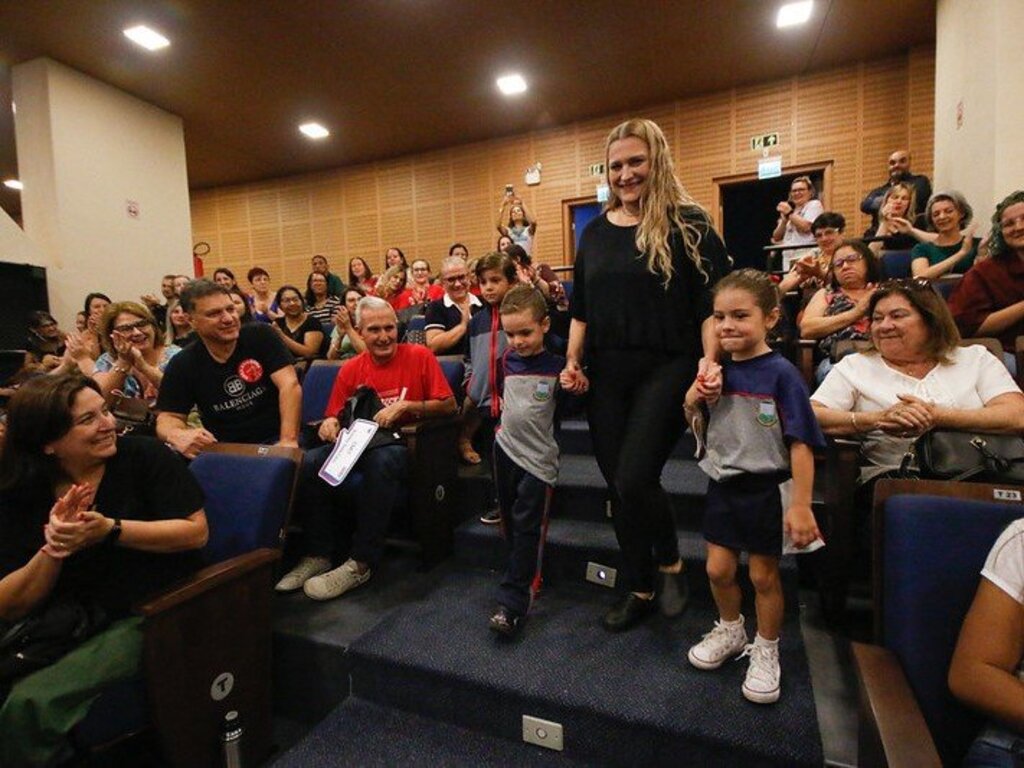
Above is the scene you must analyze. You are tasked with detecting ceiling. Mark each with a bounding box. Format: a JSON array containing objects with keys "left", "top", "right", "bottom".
[{"left": 0, "top": 0, "right": 936, "bottom": 219}]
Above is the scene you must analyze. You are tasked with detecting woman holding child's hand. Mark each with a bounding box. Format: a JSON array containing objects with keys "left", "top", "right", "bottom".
[{"left": 566, "top": 119, "right": 730, "bottom": 632}]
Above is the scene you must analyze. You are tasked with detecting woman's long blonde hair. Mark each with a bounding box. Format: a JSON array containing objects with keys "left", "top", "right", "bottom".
[{"left": 605, "top": 118, "right": 708, "bottom": 285}]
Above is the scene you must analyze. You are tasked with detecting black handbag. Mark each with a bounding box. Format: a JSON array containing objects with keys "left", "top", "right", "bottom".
[
  {"left": 338, "top": 386, "right": 404, "bottom": 452},
  {"left": 0, "top": 600, "right": 109, "bottom": 688},
  {"left": 901, "top": 430, "right": 1024, "bottom": 484},
  {"left": 109, "top": 391, "right": 156, "bottom": 436}
]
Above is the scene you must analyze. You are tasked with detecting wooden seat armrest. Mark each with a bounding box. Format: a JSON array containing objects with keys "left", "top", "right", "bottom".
[
  {"left": 852, "top": 642, "right": 941, "bottom": 768},
  {"left": 135, "top": 548, "right": 280, "bottom": 617},
  {"left": 199, "top": 442, "right": 302, "bottom": 465},
  {"left": 796, "top": 338, "right": 817, "bottom": 386}
]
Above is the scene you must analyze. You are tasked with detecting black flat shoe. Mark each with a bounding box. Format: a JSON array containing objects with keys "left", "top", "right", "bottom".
[
  {"left": 489, "top": 606, "right": 523, "bottom": 638},
  {"left": 602, "top": 592, "right": 657, "bottom": 632},
  {"left": 657, "top": 568, "right": 690, "bottom": 618}
]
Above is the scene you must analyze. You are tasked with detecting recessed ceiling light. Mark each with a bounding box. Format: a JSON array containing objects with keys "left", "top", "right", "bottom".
[
  {"left": 777, "top": 1, "right": 813, "bottom": 28},
  {"left": 123, "top": 25, "right": 171, "bottom": 51},
  {"left": 4, "top": 179, "right": 23, "bottom": 191},
  {"left": 496, "top": 74, "right": 528, "bottom": 96},
  {"left": 299, "top": 122, "right": 330, "bottom": 140}
]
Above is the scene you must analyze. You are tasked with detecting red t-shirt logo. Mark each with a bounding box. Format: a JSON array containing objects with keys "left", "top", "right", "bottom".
[{"left": 238, "top": 359, "right": 263, "bottom": 383}]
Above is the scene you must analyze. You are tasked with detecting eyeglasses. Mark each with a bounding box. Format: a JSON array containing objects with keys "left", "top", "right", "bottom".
[
  {"left": 832, "top": 253, "right": 863, "bottom": 267},
  {"left": 444, "top": 274, "right": 469, "bottom": 285},
  {"left": 814, "top": 228, "right": 841, "bottom": 238},
  {"left": 112, "top": 319, "right": 151, "bottom": 334},
  {"left": 412, "top": 267, "right": 430, "bottom": 273}
]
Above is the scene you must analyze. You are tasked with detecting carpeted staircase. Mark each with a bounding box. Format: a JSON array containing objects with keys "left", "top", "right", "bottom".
[{"left": 270, "top": 418, "right": 824, "bottom": 767}]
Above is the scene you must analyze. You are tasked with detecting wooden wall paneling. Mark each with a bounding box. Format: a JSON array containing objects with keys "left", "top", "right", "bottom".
[
  {"left": 190, "top": 195, "right": 217, "bottom": 232},
  {"left": 247, "top": 190, "right": 279, "bottom": 230},
  {"left": 410, "top": 202, "right": 451, "bottom": 248},
  {"left": 311, "top": 218, "right": 344, "bottom": 256},
  {"left": 249, "top": 228, "right": 282, "bottom": 278},
  {"left": 343, "top": 168, "right": 378, "bottom": 213},
  {"left": 278, "top": 185, "right": 311, "bottom": 224},
  {"left": 281, "top": 222, "right": 313, "bottom": 263},
  {"left": 451, "top": 197, "right": 493, "bottom": 257},
  {"left": 345, "top": 212, "right": 380, "bottom": 269},
  {"left": 190, "top": 52, "right": 936, "bottom": 276},
  {"left": 907, "top": 46, "right": 935, "bottom": 180},
  {"left": 733, "top": 80, "right": 793, "bottom": 159},
  {"left": 380, "top": 208, "right": 416, "bottom": 253},
  {"left": 216, "top": 193, "right": 249, "bottom": 231},
  {"left": 310, "top": 178, "right": 344, "bottom": 220}
]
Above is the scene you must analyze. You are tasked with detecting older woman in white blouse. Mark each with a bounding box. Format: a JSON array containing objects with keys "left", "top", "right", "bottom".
[{"left": 811, "top": 279, "right": 1024, "bottom": 484}]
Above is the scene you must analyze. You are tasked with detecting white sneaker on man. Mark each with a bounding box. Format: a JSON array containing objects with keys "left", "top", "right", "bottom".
[
  {"left": 303, "top": 559, "right": 372, "bottom": 601},
  {"left": 274, "top": 556, "right": 331, "bottom": 593},
  {"left": 739, "top": 635, "right": 781, "bottom": 704},
  {"left": 687, "top": 616, "right": 748, "bottom": 670}
]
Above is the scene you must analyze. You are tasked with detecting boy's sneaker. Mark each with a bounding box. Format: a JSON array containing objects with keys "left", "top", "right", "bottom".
[
  {"left": 739, "top": 636, "right": 781, "bottom": 704},
  {"left": 274, "top": 556, "right": 331, "bottom": 593},
  {"left": 480, "top": 509, "right": 502, "bottom": 525},
  {"left": 687, "top": 616, "right": 748, "bottom": 670},
  {"left": 303, "top": 559, "right": 371, "bottom": 601},
  {"left": 488, "top": 606, "right": 522, "bottom": 637}
]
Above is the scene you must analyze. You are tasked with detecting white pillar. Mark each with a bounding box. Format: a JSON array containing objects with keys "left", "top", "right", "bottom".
[
  {"left": 935, "top": 0, "right": 1024, "bottom": 226},
  {"left": 12, "top": 58, "right": 193, "bottom": 327}
]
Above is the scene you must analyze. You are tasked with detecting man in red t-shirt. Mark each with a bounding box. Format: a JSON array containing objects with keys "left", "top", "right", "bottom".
[{"left": 277, "top": 297, "right": 457, "bottom": 601}]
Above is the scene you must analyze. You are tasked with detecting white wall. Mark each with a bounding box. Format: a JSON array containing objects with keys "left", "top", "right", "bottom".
[
  {"left": 0, "top": 207, "right": 46, "bottom": 267},
  {"left": 12, "top": 58, "right": 192, "bottom": 327},
  {"left": 935, "top": 0, "right": 1024, "bottom": 228}
]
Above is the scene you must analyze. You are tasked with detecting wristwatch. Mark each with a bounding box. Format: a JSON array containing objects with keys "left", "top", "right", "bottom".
[{"left": 106, "top": 518, "right": 122, "bottom": 545}]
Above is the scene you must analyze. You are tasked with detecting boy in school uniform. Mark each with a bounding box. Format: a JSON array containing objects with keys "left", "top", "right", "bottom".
[
  {"left": 460, "top": 252, "right": 517, "bottom": 523},
  {"left": 488, "top": 285, "right": 566, "bottom": 636}
]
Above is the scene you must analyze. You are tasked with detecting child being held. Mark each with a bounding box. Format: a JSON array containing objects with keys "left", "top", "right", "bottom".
[
  {"left": 684, "top": 268, "right": 825, "bottom": 704},
  {"left": 488, "top": 285, "right": 566, "bottom": 637},
  {"left": 459, "top": 252, "right": 517, "bottom": 523}
]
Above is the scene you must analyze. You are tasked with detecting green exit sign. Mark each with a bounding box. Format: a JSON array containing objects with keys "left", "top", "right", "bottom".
[{"left": 750, "top": 133, "right": 780, "bottom": 151}]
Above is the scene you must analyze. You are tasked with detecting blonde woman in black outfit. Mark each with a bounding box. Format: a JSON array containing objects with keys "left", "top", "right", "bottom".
[{"left": 561, "top": 118, "right": 730, "bottom": 631}]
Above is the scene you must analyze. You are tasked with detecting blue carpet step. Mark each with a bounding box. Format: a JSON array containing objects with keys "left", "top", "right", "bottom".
[
  {"left": 557, "top": 417, "right": 697, "bottom": 459},
  {"left": 270, "top": 697, "right": 587, "bottom": 766},
  {"left": 348, "top": 569, "right": 822, "bottom": 767},
  {"left": 453, "top": 516, "right": 800, "bottom": 601},
  {"left": 271, "top": 553, "right": 451, "bottom": 724},
  {"left": 554, "top": 454, "right": 708, "bottom": 527}
]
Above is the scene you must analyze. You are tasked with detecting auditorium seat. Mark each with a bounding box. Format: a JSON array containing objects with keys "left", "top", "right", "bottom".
[
  {"left": 73, "top": 444, "right": 302, "bottom": 767},
  {"left": 295, "top": 358, "right": 460, "bottom": 565},
  {"left": 853, "top": 479, "right": 1024, "bottom": 767},
  {"left": 880, "top": 249, "right": 913, "bottom": 279}
]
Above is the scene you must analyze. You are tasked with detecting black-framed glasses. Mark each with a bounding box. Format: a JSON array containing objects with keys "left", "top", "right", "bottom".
[
  {"left": 112, "top": 319, "right": 151, "bottom": 334},
  {"left": 444, "top": 274, "right": 469, "bottom": 285}
]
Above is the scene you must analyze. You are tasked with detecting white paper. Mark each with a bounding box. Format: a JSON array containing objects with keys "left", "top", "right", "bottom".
[
  {"left": 318, "top": 419, "right": 379, "bottom": 487},
  {"left": 779, "top": 478, "right": 826, "bottom": 555}
]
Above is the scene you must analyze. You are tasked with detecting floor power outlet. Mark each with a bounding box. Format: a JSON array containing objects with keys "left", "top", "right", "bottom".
[{"left": 522, "top": 715, "right": 564, "bottom": 751}]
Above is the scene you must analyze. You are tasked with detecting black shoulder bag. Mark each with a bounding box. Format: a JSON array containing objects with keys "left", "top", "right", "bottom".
[{"left": 900, "top": 431, "right": 1024, "bottom": 484}]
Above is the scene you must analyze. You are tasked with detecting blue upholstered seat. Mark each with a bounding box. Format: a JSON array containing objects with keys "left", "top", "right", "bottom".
[
  {"left": 879, "top": 249, "right": 913, "bottom": 279},
  {"left": 189, "top": 449, "right": 298, "bottom": 563},
  {"left": 880, "top": 493, "right": 1021, "bottom": 763}
]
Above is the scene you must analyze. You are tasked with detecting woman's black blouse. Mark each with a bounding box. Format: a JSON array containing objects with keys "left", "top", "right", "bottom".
[
  {"left": 0, "top": 437, "right": 204, "bottom": 619},
  {"left": 570, "top": 206, "right": 730, "bottom": 355}
]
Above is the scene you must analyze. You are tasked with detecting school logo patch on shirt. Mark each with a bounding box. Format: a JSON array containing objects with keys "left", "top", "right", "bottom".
[
  {"left": 238, "top": 358, "right": 263, "bottom": 383},
  {"left": 757, "top": 400, "right": 778, "bottom": 427},
  {"left": 533, "top": 379, "right": 552, "bottom": 402}
]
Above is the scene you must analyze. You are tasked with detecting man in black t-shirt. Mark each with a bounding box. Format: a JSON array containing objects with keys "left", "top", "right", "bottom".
[{"left": 156, "top": 280, "right": 301, "bottom": 458}]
